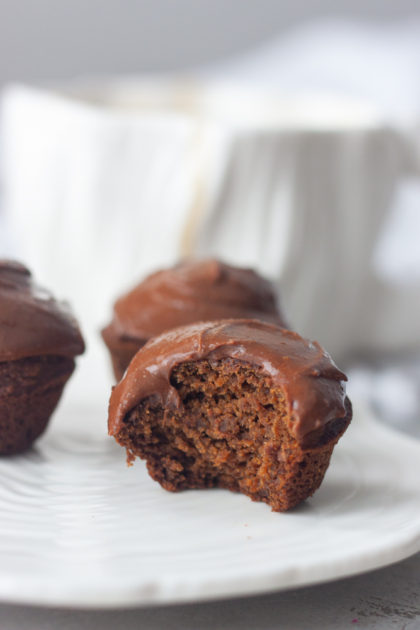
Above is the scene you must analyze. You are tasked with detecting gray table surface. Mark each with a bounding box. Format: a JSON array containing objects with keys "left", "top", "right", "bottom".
[{"left": 0, "top": 552, "right": 419, "bottom": 629}]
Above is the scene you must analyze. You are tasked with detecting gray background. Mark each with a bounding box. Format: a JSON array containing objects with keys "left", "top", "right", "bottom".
[{"left": 1, "top": 0, "right": 420, "bottom": 88}]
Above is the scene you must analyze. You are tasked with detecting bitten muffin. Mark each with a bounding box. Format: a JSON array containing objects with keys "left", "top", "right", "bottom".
[
  {"left": 108, "top": 319, "right": 352, "bottom": 512},
  {"left": 0, "top": 261, "right": 85, "bottom": 454},
  {"left": 101, "top": 259, "right": 287, "bottom": 381}
]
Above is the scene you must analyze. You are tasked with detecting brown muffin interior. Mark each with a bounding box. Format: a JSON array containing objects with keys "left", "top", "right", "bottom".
[{"left": 115, "top": 358, "right": 345, "bottom": 511}]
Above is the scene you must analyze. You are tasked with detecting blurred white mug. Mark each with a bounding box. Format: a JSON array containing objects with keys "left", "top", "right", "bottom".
[{"left": 2, "top": 80, "right": 420, "bottom": 364}]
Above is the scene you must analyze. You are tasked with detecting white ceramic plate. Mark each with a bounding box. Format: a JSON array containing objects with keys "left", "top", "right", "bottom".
[{"left": 0, "top": 401, "right": 419, "bottom": 609}]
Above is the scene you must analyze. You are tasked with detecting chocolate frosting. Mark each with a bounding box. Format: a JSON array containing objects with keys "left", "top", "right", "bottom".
[
  {"left": 0, "top": 260, "right": 85, "bottom": 361},
  {"left": 108, "top": 319, "right": 349, "bottom": 445},
  {"left": 103, "top": 259, "right": 286, "bottom": 344}
]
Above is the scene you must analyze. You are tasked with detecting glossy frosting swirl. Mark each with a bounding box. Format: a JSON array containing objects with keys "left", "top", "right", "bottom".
[
  {"left": 0, "top": 260, "right": 85, "bottom": 361},
  {"left": 103, "top": 259, "right": 287, "bottom": 344},
  {"left": 108, "top": 319, "right": 349, "bottom": 444}
]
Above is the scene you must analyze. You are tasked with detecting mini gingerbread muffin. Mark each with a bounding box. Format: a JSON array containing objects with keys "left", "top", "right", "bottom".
[
  {"left": 0, "top": 261, "right": 85, "bottom": 455},
  {"left": 102, "top": 259, "right": 287, "bottom": 381},
  {"left": 108, "top": 319, "right": 351, "bottom": 512}
]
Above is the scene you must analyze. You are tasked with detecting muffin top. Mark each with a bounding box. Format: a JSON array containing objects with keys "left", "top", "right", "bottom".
[
  {"left": 108, "top": 318, "right": 349, "bottom": 445},
  {"left": 0, "top": 260, "right": 85, "bottom": 361},
  {"left": 104, "top": 259, "right": 287, "bottom": 342}
]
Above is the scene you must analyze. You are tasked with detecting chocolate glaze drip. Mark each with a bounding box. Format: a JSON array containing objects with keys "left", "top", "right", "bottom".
[
  {"left": 108, "top": 319, "right": 349, "bottom": 444},
  {"left": 0, "top": 260, "right": 85, "bottom": 361},
  {"left": 103, "top": 259, "right": 287, "bottom": 345}
]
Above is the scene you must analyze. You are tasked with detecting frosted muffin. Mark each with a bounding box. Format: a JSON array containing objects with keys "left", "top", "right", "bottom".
[
  {"left": 0, "top": 261, "right": 85, "bottom": 454},
  {"left": 108, "top": 319, "right": 351, "bottom": 511},
  {"left": 102, "top": 259, "right": 287, "bottom": 381}
]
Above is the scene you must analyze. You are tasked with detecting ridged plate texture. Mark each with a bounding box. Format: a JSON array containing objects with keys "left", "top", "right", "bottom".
[{"left": 0, "top": 402, "right": 419, "bottom": 608}]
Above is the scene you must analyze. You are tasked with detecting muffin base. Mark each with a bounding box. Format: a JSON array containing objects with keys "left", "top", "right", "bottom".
[
  {"left": 0, "top": 355, "right": 75, "bottom": 455},
  {"left": 114, "top": 358, "right": 351, "bottom": 511},
  {"left": 101, "top": 324, "right": 144, "bottom": 381}
]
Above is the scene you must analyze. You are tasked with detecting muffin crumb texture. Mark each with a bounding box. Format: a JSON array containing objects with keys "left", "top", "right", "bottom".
[{"left": 115, "top": 358, "right": 345, "bottom": 512}]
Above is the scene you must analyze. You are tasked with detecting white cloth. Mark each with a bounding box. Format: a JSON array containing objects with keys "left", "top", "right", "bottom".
[{"left": 210, "top": 18, "right": 420, "bottom": 127}]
